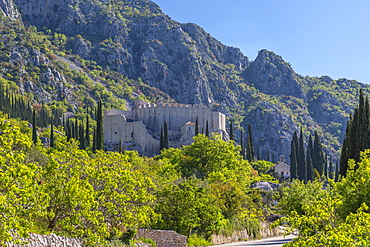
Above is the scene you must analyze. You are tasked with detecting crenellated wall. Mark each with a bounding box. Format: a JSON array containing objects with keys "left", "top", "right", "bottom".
[{"left": 104, "top": 101, "right": 228, "bottom": 156}]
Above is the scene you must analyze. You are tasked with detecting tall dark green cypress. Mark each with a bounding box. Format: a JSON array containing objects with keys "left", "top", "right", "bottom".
[
  {"left": 79, "top": 121, "right": 85, "bottom": 149},
  {"left": 246, "top": 124, "right": 255, "bottom": 162},
  {"left": 163, "top": 120, "right": 169, "bottom": 149},
  {"left": 340, "top": 120, "right": 350, "bottom": 176},
  {"left": 240, "top": 130, "right": 244, "bottom": 157},
  {"left": 340, "top": 91, "right": 370, "bottom": 177},
  {"left": 159, "top": 127, "right": 164, "bottom": 151},
  {"left": 50, "top": 116, "right": 54, "bottom": 148},
  {"left": 85, "top": 108, "right": 90, "bottom": 148},
  {"left": 32, "top": 109, "right": 38, "bottom": 145},
  {"left": 205, "top": 120, "right": 209, "bottom": 137},
  {"left": 229, "top": 120, "right": 234, "bottom": 141},
  {"left": 313, "top": 131, "right": 325, "bottom": 176},
  {"left": 329, "top": 156, "right": 334, "bottom": 179},
  {"left": 95, "top": 100, "right": 104, "bottom": 151},
  {"left": 297, "top": 128, "right": 306, "bottom": 181},
  {"left": 290, "top": 131, "right": 298, "bottom": 180},
  {"left": 195, "top": 116, "right": 199, "bottom": 136},
  {"left": 306, "top": 134, "right": 314, "bottom": 181}
]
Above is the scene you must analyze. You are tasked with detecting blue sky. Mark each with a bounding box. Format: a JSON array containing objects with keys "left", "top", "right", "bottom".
[{"left": 153, "top": 0, "right": 370, "bottom": 83}]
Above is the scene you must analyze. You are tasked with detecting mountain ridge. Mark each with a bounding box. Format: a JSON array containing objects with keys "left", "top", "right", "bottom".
[{"left": 0, "top": 0, "right": 368, "bottom": 162}]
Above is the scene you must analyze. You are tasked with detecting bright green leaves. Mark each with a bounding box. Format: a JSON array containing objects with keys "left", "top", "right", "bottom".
[
  {"left": 0, "top": 118, "right": 45, "bottom": 244},
  {"left": 276, "top": 151, "right": 370, "bottom": 246},
  {"left": 154, "top": 178, "right": 224, "bottom": 238}
]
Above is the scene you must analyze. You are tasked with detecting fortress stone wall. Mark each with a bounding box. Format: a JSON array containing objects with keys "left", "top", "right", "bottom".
[{"left": 104, "top": 100, "right": 227, "bottom": 156}]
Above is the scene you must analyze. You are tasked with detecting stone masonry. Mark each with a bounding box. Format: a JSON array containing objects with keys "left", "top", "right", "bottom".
[
  {"left": 104, "top": 100, "right": 228, "bottom": 156},
  {"left": 136, "top": 229, "right": 187, "bottom": 247}
]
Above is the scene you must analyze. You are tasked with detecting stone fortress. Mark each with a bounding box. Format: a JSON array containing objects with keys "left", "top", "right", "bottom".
[{"left": 104, "top": 100, "right": 228, "bottom": 156}]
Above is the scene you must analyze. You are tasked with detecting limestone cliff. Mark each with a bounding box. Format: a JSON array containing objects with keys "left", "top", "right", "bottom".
[{"left": 0, "top": 0, "right": 368, "bottom": 162}]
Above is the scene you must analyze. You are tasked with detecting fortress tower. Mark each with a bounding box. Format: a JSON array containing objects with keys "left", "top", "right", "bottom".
[{"left": 104, "top": 100, "right": 228, "bottom": 156}]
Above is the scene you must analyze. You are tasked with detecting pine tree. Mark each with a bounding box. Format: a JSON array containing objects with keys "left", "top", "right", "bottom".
[
  {"left": 297, "top": 128, "right": 306, "bottom": 181},
  {"left": 306, "top": 134, "right": 314, "bottom": 181},
  {"left": 50, "top": 116, "right": 54, "bottom": 148},
  {"left": 163, "top": 120, "right": 169, "bottom": 149},
  {"left": 290, "top": 131, "right": 298, "bottom": 180},
  {"left": 246, "top": 124, "right": 255, "bottom": 162},
  {"left": 229, "top": 120, "right": 234, "bottom": 141}
]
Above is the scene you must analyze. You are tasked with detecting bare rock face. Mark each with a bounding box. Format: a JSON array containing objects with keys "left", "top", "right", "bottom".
[
  {"left": 0, "top": 0, "right": 20, "bottom": 20},
  {"left": 13, "top": 0, "right": 250, "bottom": 107},
  {"left": 243, "top": 49, "right": 305, "bottom": 99}
]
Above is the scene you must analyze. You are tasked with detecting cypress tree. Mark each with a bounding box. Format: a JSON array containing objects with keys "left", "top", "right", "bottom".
[
  {"left": 50, "top": 116, "right": 54, "bottom": 148},
  {"left": 195, "top": 116, "right": 199, "bottom": 136},
  {"left": 313, "top": 131, "right": 325, "bottom": 176},
  {"left": 290, "top": 131, "right": 298, "bottom": 180},
  {"left": 240, "top": 130, "right": 244, "bottom": 157},
  {"left": 79, "top": 121, "right": 85, "bottom": 149},
  {"left": 306, "top": 134, "right": 314, "bottom": 181},
  {"left": 95, "top": 100, "right": 104, "bottom": 151},
  {"left": 159, "top": 127, "right": 164, "bottom": 151},
  {"left": 329, "top": 156, "right": 334, "bottom": 179},
  {"left": 92, "top": 128, "right": 97, "bottom": 152},
  {"left": 229, "top": 120, "right": 234, "bottom": 141},
  {"left": 32, "top": 109, "right": 38, "bottom": 145},
  {"left": 297, "top": 128, "right": 306, "bottom": 181},
  {"left": 246, "top": 124, "right": 255, "bottom": 162},
  {"left": 85, "top": 108, "right": 90, "bottom": 147},
  {"left": 163, "top": 120, "right": 169, "bottom": 149},
  {"left": 205, "top": 120, "right": 209, "bottom": 137},
  {"left": 340, "top": 120, "right": 350, "bottom": 177},
  {"left": 75, "top": 118, "right": 79, "bottom": 140}
]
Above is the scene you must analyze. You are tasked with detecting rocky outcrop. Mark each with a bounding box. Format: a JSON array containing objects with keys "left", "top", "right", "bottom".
[
  {"left": 0, "top": 0, "right": 20, "bottom": 20},
  {"left": 1, "top": 0, "right": 368, "bottom": 161},
  {"left": 243, "top": 49, "right": 305, "bottom": 99}
]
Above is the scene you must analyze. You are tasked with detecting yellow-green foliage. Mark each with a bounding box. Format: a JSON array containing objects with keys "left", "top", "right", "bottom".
[{"left": 275, "top": 151, "right": 370, "bottom": 246}]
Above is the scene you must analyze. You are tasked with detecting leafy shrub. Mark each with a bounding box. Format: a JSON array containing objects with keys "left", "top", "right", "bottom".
[{"left": 187, "top": 235, "right": 212, "bottom": 247}]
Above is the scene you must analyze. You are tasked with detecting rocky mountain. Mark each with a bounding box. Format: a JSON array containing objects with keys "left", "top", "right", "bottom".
[{"left": 0, "top": 0, "right": 368, "bottom": 162}]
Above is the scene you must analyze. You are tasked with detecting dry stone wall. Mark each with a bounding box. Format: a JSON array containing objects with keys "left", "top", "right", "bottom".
[
  {"left": 5, "top": 233, "right": 84, "bottom": 247},
  {"left": 210, "top": 223, "right": 283, "bottom": 245},
  {"left": 136, "top": 229, "right": 187, "bottom": 247}
]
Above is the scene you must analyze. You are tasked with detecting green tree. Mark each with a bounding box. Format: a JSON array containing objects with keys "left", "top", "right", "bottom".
[
  {"left": 313, "top": 131, "right": 325, "bottom": 176},
  {"left": 290, "top": 131, "right": 298, "bottom": 180},
  {"left": 154, "top": 178, "right": 224, "bottom": 238},
  {"left": 50, "top": 116, "right": 54, "bottom": 148},
  {"left": 32, "top": 109, "right": 38, "bottom": 145},
  {"left": 163, "top": 120, "right": 169, "bottom": 149},
  {"left": 297, "top": 128, "right": 306, "bottom": 181},
  {"left": 0, "top": 116, "right": 45, "bottom": 243},
  {"left": 95, "top": 100, "right": 104, "bottom": 151},
  {"left": 305, "top": 134, "right": 314, "bottom": 181},
  {"left": 229, "top": 120, "right": 234, "bottom": 141},
  {"left": 246, "top": 124, "right": 255, "bottom": 162},
  {"left": 195, "top": 116, "right": 199, "bottom": 136}
]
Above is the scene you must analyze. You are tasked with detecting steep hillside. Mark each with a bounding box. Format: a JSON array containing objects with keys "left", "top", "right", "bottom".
[{"left": 0, "top": 0, "right": 369, "bottom": 162}]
